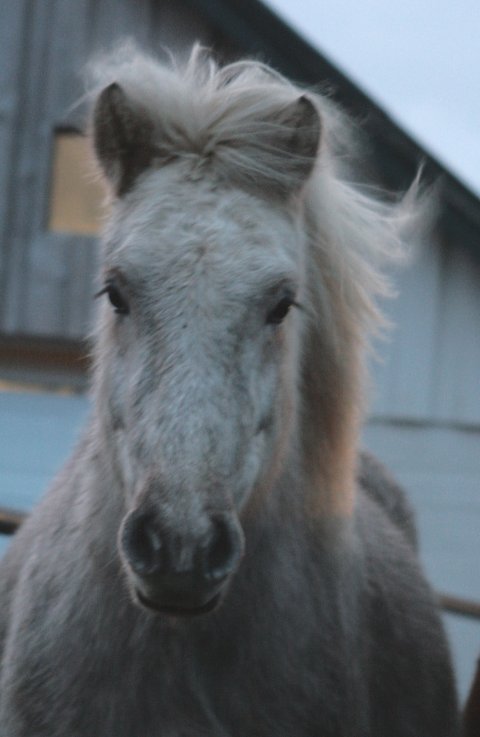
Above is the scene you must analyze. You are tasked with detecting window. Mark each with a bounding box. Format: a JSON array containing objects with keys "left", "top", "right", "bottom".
[{"left": 48, "top": 131, "right": 107, "bottom": 235}]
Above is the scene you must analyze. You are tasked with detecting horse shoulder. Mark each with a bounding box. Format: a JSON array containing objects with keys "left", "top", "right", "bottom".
[
  {"left": 353, "top": 475, "right": 459, "bottom": 736},
  {"left": 357, "top": 450, "right": 418, "bottom": 549},
  {"left": 0, "top": 434, "right": 103, "bottom": 687}
]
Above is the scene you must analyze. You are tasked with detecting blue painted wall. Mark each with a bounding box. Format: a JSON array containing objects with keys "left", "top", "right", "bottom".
[
  {"left": 0, "top": 390, "right": 89, "bottom": 556},
  {"left": 0, "top": 390, "right": 90, "bottom": 510}
]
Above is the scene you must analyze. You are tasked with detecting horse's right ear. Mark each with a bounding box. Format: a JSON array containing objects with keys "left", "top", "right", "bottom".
[{"left": 92, "top": 82, "right": 157, "bottom": 196}]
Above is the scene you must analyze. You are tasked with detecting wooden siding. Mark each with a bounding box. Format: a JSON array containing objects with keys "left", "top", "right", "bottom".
[{"left": 0, "top": 0, "right": 213, "bottom": 342}]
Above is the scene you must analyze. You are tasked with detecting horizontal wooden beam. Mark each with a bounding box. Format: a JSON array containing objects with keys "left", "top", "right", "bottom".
[
  {"left": 438, "top": 593, "right": 480, "bottom": 621},
  {"left": 0, "top": 506, "right": 27, "bottom": 535},
  {"left": 0, "top": 335, "right": 90, "bottom": 391}
]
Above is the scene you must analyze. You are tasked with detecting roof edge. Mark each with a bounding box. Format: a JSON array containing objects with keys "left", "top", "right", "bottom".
[{"left": 186, "top": 0, "right": 480, "bottom": 251}]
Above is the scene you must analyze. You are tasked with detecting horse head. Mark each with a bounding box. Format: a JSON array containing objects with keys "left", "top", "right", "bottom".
[{"left": 89, "top": 49, "right": 321, "bottom": 616}]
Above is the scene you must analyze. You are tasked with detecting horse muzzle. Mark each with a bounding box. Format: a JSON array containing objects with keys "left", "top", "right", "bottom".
[{"left": 119, "top": 508, "right": 244, "bottom": 616}]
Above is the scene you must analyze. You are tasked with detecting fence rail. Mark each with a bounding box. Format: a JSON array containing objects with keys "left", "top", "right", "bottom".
[
  {"left": 1, "top": 505, "right": 479, "bottom": 621},
  {"left": 439, "top": 593, "right": 480, "bottom": 621},
  {"left": 0, "top": 506, "right": 27, "bottom": 535}
]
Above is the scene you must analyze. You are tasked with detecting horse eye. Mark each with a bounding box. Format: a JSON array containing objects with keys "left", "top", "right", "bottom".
[
  {"left": 266, "top": 296, "right": 295, "bottom": 325},
  {"left": 107, "top": 284, "right": 130, "bottom": 314},
  {"left": 96, "top": 281, "right": 130, "bottom": 315}
]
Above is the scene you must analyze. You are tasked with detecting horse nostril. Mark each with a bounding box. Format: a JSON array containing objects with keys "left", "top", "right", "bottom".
[
  {"left": 121, "top": 512, "right": 163, "bottom": 576},
  {"left": 203, "top": 515, "right": 244, "bottom": 583}
]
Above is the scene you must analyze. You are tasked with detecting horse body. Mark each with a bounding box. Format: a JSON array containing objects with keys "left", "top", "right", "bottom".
[{"left": 0, "top": 46, "right": 458, "bottom": 735}]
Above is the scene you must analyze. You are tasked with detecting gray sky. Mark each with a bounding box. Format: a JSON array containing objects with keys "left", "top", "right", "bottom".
[{"left": 265, "top": 0, "right": 480, "bottom": 195}]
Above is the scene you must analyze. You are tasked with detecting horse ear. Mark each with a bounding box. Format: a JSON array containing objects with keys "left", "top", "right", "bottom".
[
  {"left": 231, "top": 94, "right": 321, "bottom": 199},
  {"left": 92, "top": 82, "right": 157, "bottom": 196},
  {"left": 283, "top": 96, "right": 321, "bottom": 169},
  {"left": 266, "top": 95, "right": 321, "bottom": 194}
]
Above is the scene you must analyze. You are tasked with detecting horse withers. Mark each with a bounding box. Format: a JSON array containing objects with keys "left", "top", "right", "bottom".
[{"left": 0, "top": 46, "right": 458, "bottom": 736}]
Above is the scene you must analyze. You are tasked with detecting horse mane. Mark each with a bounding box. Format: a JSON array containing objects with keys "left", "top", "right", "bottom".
[{"left": 87, "top": 42, "right": 427, "bottom": 515}]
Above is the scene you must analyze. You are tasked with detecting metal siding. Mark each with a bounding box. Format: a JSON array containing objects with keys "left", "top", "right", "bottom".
[
  {"left": 364, "top": 421, "right": 480, "bottom": 601},
  {"left": 150, "top": 1, "right": 214, "bottom": 51},
  {"left": 1, "top": 0, "right": 72, "bottom": 337},
  {"left": 370, "top": 234, "right": 480, "bottom": 429},
  {"left": 0, "top": 0, "right": 28, "bottom": 292},
  {"left": 86, "top": 0, "right": 152, "bottom": 51},
  {"left": 432, "top": 243, "right": 480, "bottom": 425},
  {"left": 364, "top": 419, "right": 480, "bottom": 699},
  {"left": 64, "top": 234, "right": 98, "bottom": 338},
  {"left": 444, "top": 615, "right": 480, "bottom": 703},
  {"left": 1, "top": 0, "right": 51, "bottom": 333},
  {"left": 12, "top": 1, "right": 95, "bottom": 339},
  {"left": 369, "top": 236, "right": 444, "bottom": 420}
]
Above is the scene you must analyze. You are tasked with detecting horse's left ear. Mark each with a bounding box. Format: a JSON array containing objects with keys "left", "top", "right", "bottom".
[
  {"left": 264, "top": 95, "right": 321, "bottom": 195},
  {"left": 282, "top": 96, "right": 321, "bottom": 174},
  {"left": 92, "top": 82, "right": 157, "bottom": 196}
]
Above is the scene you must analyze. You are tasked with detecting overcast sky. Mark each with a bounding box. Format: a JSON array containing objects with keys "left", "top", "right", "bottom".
[{"left": 264, "top": 0, "right": 480, "bottom": 196}]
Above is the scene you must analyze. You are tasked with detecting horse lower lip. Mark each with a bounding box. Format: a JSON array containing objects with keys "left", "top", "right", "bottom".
[{"left": 135, "top": 589, "right": 221, "bottom": 617}]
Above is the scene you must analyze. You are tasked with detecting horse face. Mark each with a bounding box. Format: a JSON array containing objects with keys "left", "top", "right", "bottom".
[
  {"left": 94, "top": 170, "right": 307, "bottom": 615},
  {"left": 90, "top": 72, "right": 320, "bottom": 616}
]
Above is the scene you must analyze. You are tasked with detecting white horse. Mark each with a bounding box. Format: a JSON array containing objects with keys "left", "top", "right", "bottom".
[{"left": 0, "top": 45, "right": 458, "bottom": 736}]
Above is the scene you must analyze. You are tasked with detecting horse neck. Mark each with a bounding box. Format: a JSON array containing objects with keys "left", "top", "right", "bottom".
[{"left": 245, "top": 373, "right": 361, "bottom": 546}]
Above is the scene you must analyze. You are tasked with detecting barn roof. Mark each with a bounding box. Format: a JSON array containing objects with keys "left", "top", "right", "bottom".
[{"left": 187, "top": 0, "right": 480, "bottom": 256}]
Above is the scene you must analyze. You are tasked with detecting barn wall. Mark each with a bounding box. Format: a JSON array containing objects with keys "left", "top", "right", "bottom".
[
  {"left": 369, "top": 236, "right": 480, "bottom": 428},
  {"left": 364, "top": 236, "right": 480, "bottom": 700},
  {"left": 363, "top": 420, "right": 480, "bottom": 698},
  {"left": 0, "top": 0, "right": 214, "bottom": 342}
]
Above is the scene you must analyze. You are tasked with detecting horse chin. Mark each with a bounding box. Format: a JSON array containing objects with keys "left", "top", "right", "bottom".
[{"left": 134, "top": 588, "right": 223, "bottom": 617}]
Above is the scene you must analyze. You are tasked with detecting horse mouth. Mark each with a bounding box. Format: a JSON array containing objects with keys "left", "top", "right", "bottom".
[{"left": 135, "top": 588, "right": 222, "bottom": 617}]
